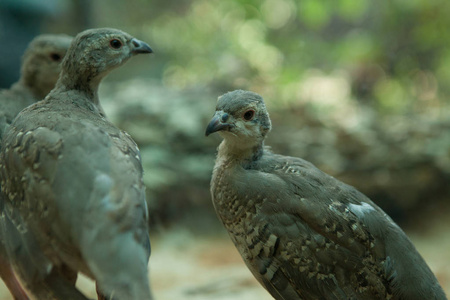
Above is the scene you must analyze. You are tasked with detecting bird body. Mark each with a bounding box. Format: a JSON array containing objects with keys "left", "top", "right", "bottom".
[
  {"left": 2, "top": 96, "right": 147, "bottom": 273},
  {"left": 1, "top": 28, "right": 153, "bottom": 299},
  {"left": 206, "top": 90, "right": 447, "bottom": 300}
]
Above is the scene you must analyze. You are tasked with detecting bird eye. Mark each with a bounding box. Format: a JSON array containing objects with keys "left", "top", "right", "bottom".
[
  {"left": 243, "top": 109, "right": 255, "bottom": 121},
  {"left": 50, "top": 53, "right": 62, "bottom": 61},
  {"left": 221, "top": 113, "right": 229, "bottom": 122},
  {"left": 109, "top": 39, "right": 123, "bottom": 49}
]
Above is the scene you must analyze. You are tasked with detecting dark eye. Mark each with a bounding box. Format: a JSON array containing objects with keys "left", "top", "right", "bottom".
[
  {"left": 109, "top": 39, "right": 123, "bottom": 49},
  {"left": 243, "top": 109, "right": 255, "bottom": 121},
  {"left": 50, "top": 53, "right": 61, "bottom": 61}
]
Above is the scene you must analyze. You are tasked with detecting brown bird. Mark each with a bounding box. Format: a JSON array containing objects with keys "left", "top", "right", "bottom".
[
  {"left": 0, "top": 33, "right": 73, "bottom": 139},
  {"left": 0, "top": 28, "right": 153, "bottom": 300},
  {"left": 0, "top": 33, "right": 73, "bottom": 300},
  {"left": 205, "top": 90, "right": 447, "bottom": 300}
]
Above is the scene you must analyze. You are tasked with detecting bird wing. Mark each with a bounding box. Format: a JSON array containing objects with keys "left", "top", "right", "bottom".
[
  {"left": 265, "top": 154, "right": 447, "bottom": 300},
  {"left": 236, "top": 152, "right": 447, "bottom": 299},
  {"left": 235, "top": 154, "right": 397, "bottom": 299}
]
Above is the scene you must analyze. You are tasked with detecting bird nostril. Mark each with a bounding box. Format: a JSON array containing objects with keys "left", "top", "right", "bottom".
[
  {"left": 132, "top": 39, "right": 140, "bottom": 47},
  {"left": 221, "top": 113, "right": 229, "bottom": 122}
]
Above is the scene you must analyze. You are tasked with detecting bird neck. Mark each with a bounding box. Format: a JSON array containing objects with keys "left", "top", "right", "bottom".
[
  {"left": 54, "top": 70, "right": 106, "bottom": 115},
  {"left": 217, "top": 139, "right": 264, "bottom": 166}
]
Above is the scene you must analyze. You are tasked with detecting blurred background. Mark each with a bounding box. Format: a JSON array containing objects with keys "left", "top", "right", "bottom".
[{"left": 0, "top": 0, "right": 449, "bottom": 299}]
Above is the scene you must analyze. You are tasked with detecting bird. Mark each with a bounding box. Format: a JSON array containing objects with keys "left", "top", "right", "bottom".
[
  {"left": 0, "top": 33, "right": 73, "bottom": 139},
  {"left": 0, "top": 33, "right": 73, "bottom": 300},
  {"left": 205, "top": 90, "right": 447, "bottom": 300},
  {"left": 0, "top": 28, "right": 153, "bottom": 300}
]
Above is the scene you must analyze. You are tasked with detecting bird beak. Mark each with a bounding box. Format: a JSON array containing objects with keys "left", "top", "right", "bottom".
[
  {"left": 205, "top": 113, "right": 231, "bottom": 136},
  {"left": 131, "top": 38, "right": 153, "bottom": 54}
]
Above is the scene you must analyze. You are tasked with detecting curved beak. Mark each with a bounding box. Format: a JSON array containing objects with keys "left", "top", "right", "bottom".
[
  {"left": 205, "top": 113, "right": 231, "bottom": 136},
  {"left": 131, "top": 38, "right": 153, "bottom": 54}
]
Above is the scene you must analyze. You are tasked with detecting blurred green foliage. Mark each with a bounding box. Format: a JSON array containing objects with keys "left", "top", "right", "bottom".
[{"left": 84, "top": 0, "right": 450, "bottom": 115}]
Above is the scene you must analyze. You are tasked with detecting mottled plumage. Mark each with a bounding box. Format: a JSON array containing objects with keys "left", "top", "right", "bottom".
[
  {"left": 206, "top": 90, "right": 446, "bottom": 300},
  {"left": 0, "top": 28, "right": 153, "bottom": 300},
  {"left": 0, "top": 33, "right": 73, "bottom": 300}
]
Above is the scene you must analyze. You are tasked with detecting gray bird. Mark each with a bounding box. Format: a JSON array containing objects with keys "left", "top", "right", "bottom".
[
  {"left": 205, "top": 90, "right": 447, "bottom": 300},
  {"left": 0, "top": 33, "right": 73, "bottom": 300},
  {"left": 0, "top": 28, "right": 153, "bottom": 300}
]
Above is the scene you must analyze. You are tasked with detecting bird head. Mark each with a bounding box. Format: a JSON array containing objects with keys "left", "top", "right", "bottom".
[
  {"left": 20, "top": 34, "right": 73, "bottom": 99},
  {"left": 59, "top": 28, "right": 153, "bottom": 89},
  {"left": 205, "top": 90, "right": 272, "bottom": 150}
]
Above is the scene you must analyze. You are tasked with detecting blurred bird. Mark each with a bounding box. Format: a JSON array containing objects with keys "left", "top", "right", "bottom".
[
  {"left": 0, "top": 33, "right": 73, "bottom": 300},
  {"left": 0, "top": 28, "right": 153, "bottom": 300},
  {"left": 206, "top": 90, "right": 447, "bottom": 300},
  {"left": 0, "top": 33, "right": 73, "bottom": 139}
]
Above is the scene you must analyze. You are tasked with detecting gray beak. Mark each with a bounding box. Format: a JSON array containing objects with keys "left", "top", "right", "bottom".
[
  {"left": 205, "top": 113, "right": 231, "bottom": 136},
  {"left": 131, "top": 38, "right": 153, "bottom": 54}
]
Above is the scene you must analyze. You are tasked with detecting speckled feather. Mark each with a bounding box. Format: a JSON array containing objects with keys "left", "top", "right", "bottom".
[
  {"left": 0, "top": 28, "right": 153, "bottom": 300},
  {"left": 208, "top": 90, "right": 447, "bottom": 300}
]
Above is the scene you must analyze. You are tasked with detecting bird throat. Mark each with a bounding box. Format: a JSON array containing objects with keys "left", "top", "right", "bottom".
[{"left": 218, "top": 139, "right": 264, "bottom": 167}]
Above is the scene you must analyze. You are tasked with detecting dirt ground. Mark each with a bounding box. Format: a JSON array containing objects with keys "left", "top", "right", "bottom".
[{"left": 0, "top": 217, "right": 449, "bottom": 300}]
